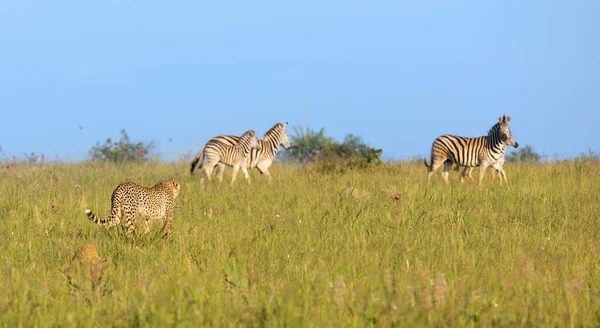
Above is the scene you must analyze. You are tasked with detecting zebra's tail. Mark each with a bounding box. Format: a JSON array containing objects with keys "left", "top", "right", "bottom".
[
  {"left": 190, "top": 147, "right": 205, "bottom": 175},
  {"left": 423, "top": 158, "right": 431, "bottom": 170}
]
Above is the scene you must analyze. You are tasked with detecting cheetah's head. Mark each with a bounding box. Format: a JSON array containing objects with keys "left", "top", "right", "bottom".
[{"left": 165, "top": 180, "right": 181, "bottom": 198}]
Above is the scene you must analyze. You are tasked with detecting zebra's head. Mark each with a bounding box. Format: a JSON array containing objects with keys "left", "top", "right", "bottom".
[
  {"left": 239, "top": 130, "right": 260, "bottom": 150},
  {"left": 280, "top": 122, "right": 292, "bottom": 150},
  {"left": 498, "top": 115, "right": 519, "bottom": 148},
  {"left": 265, "top": 122, "right": 292, "bottom": 150}
]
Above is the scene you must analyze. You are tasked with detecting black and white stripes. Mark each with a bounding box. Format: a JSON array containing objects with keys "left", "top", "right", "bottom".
[
  {"left": 190, "top": 122, "right": 292, "bottom": 184},
  {"left": 423, "top": 115, "right": 518, "bottom": 185},
  {"left": 191, "top": 130, "right": 260, "bottom": 185},
  {"left": 459, "top": 152, "right": 508, "bottom": 185}
]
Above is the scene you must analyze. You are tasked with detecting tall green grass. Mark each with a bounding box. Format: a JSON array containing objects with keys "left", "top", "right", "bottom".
[{"left": 0, "top": 160, "right": 599, "bottom": 326}]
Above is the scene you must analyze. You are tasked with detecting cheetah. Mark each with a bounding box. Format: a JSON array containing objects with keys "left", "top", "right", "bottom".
[
  {"left": 65, "top": 244, "right": 112, "bottom": 272},
  {"left": 64, "top": 244, "right": 112, "bottom": 294},
  {"left": 71, "top": 244, "right": 102, "bottom": 265},
  {"left": 85, "top": 180, "right": 181, "bottom": 237}
]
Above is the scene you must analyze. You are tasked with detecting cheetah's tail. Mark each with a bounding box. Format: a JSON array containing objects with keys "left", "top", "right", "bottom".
[
  {"left": 190, "top": 147, "right": 205, "bottom": 175},
  {"left": 85, "top": 209, "right": 116, "bottom": 227}
]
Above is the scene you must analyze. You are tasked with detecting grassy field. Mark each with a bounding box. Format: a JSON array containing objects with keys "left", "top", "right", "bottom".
[{"left": 1, "top": 160, "right": 599, "bottom": 327}]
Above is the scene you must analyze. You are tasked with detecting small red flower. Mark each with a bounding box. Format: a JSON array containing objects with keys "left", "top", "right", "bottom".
[
  {"left": 390, "top": 192, "right": 403, "bottom": 202},
  {"left": 49, "top": 202, "right": 56, "bottom": 210},
  {"left": 74, "top": 184, "right": 81, "bottom": 189}
]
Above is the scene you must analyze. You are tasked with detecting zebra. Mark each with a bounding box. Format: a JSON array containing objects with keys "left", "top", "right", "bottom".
[
  {"left": 458, "top": 151, "right": 508, "bottom": 185},
  {"left": 192, "top": 130, "right": 260, "bottom": 185},
  {"left": 423, "top": 115, "right": 519, "bottom": 185},
  {"left": 190, "top": 122, "right": 292, "bottom": 183}
]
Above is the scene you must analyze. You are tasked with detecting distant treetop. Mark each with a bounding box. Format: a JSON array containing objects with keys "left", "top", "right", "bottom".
[
  {"left": 89, "top": 129, "right": 156, "bottom": 163},
  {"left": 506, "top": 145, "right": 541, "bottom": 163},
  {"left": 281, "top": 125, "right": 382, "bottom": 170}
]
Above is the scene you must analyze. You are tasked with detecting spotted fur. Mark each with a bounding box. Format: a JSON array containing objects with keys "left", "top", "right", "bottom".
[{"left": 85, "top": 180, "right": 181, "bottom": 237}]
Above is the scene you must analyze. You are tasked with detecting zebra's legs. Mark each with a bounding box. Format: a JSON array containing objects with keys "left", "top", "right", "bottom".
[
  {"left": 202, "top": 167, "right": 211, "bottom": 182},
  {"left": 257, "top": 163, "right": 272, "bottom": 184},
  {"left": 202, "top": 159, "right": 219, "bottom": 183},
  {"left": 442, "top": 161, "right": 452, "bottom": 184},
  {"left": 490, "top": 169, "right": 498, "bottom": 185},
  {"left": 241, "top": 165, "right": 251, "bottom": 185},
  {"left": 497, "top": 168, "right": 508, "bottom": 186},
  {"left": 230, "top": 164, "right": 240, "bottom": 185},
  {"left": 468, "top": 168, "right": 476, "bottom": 184},
  {"left": 263, "top": 170, "right": 272, "bottom": 184},
  {"left": 426, "top": 170, "right": 435, "bottom": 185},
  {"left": 215, "top": 163, "right": 226, "bottom": 182},
  {"left": 230, "top": 165, "right": 251, "bottom": 185},
  {"left": 478, "top": 163, "right": 490, "bottom": 186},
  {"left": 460, "top": 167, "right": 477, "bottom": 184},
  {"left": 426, "top": 157, "right": 446, "bottom": 185}
]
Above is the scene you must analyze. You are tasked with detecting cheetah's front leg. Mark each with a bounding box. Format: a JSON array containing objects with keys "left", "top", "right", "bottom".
[
  {"left": 162, "top": 207, "right": 174, "bottom": 237},
  {"left": 143, "top": 218, "right": 151, "bottom": 235},
  {"left": 124, "top": 210, "right": 137, "bottom": 237}
]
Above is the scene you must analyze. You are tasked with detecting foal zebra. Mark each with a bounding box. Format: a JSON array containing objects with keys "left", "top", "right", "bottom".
[
  {"left": 458, "top": 152, "right": 508, "bottom": 185},
  {"left": 424, "top": 115, "right": 518, "bottom": 185},
  {"left": 193, "top": 130, "right": 260, "bottom": 185},
  {"left": 190, "top": 122, "right": 292, "bottom": 183}
]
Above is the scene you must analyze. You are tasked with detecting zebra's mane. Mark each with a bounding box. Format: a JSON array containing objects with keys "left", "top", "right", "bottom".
[
  {"left": 487, "top": 122, "right": 502, "bottom": 136},
  {"left": 236, "top": 130, "right": 255, "bottom": 146},
  {"left": 263, "top": 123, "right": 284, "bottom": 139}
]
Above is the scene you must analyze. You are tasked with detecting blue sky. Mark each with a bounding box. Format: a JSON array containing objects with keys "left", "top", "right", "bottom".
[{"left": 1, "top": 1, "right": 598, "bottom": 161}]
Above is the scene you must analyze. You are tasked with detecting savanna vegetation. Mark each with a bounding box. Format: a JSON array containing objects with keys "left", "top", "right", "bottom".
[
  {"left": 1, "top": 155, "right": 599, "bottom": 326},
  {"left": 88, "top": 129, "right": 156, "bottom": 163}
]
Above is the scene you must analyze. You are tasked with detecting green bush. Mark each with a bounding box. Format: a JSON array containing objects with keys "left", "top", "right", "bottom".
[
  {"left": 284, "top": 127, "right": 382, "bottom": 173},
  {"left": 506, "top": 145, "right": 541, "bottom": 163},
  {"left": 284, "top": 126, "right": 335, "bottom": 162},
  {"left": 89, "top": 129, "right": 156, "bottom": 163}
]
